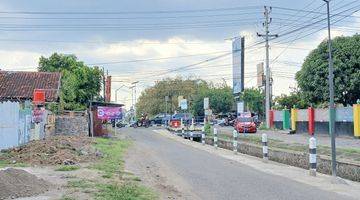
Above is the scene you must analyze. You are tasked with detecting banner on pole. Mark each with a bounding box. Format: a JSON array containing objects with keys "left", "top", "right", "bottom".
[
  {"left": 204, "top": 97, "right": 209, "bottom": 110},
  {"left": 237, "top": 102, "right": 244, "bottom": 114},
  {"left": 180, "top": 99, "right": 188, "bottom": 110}
]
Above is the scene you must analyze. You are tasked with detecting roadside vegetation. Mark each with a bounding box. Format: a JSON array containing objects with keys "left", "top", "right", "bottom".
[
  {"left": 55, "top": 165, "right": 81, "bottom": 171},
  {"left": 62, "top": 137, "right": 158, "bottom": 200}
]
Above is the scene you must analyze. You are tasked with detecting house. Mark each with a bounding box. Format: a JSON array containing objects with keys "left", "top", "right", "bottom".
[
  {"left": 0, "top": 71, "right": 61, "bottom": 150},
  {"left": 0, "top": 71, "right": 61, "bottom": 102}
]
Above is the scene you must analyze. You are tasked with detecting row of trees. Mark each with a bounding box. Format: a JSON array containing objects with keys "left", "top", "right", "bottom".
[
  {"left": 136, "top": 78, "right": 233, "bottom": 116},
  {"left": 136, "top": 77, "right": 266, "bottom": 117}
]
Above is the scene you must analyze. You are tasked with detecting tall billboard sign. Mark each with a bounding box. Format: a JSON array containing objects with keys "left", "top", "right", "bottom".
[{"left": 232, "top": 37, "right": 245, "bottom": 94}]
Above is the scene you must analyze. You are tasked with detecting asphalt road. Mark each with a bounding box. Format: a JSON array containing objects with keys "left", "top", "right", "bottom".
[{"left": 122, "top": 127, "right": 355, "bottom": 200}]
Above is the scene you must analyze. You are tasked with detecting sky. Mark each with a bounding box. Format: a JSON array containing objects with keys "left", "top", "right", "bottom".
[{"left": 0, "top": 0, "right": 359, "bottom": 108}]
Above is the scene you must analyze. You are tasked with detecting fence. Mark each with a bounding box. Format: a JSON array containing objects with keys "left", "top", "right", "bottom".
[
  {"left": 55, "top": 111, "right": 89, "bottom": 136},
  {"left": 270, "top": 105, "right": 358, "bottom": 136},
  {"left": 0, "top": 101, "right": 47, "bottom": 150}
]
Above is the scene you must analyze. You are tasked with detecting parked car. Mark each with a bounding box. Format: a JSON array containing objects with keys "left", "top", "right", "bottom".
[
  {"left": 170, "top": 113, "right": 193, "bottom": 128},
  {"left": 234, "top": 116, "right": 257, "bottom": 133},
  {"left": 149, "top": 113, "right": 166, "bottom": 125}
]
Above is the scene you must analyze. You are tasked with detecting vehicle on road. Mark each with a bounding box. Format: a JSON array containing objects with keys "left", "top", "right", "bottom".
[
  {"left": 133, "top": 113, "right": 150, "bottom": 128},
  {"left": 170, "top": 113, "right": 193, "bottom": 128},
  {"left": 150, "top": 113, "right": 171, "bottom": 125},
  {"left": 234, "top": 116, "right": 257, "bottom": 133}
]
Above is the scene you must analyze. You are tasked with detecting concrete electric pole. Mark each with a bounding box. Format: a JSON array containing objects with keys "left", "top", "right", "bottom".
[
  {"left": 323, "top": 0, "right": 337, "bottom": 178},
  {"left": 257, "top": 6, "right": 278, "bottom": 128}
]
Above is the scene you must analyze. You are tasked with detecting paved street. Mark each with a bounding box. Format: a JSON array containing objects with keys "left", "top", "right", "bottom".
[{"left": 121, "top": 127, "right": 356, "bottom": 200}]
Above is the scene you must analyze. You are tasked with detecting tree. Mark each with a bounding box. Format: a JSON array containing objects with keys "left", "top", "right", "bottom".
[
  {"left": 240, "top": 88, "right": 265, "bottom": 115},
  {"left": 136, "top": 77, "right": 204, "bottom": 116},
  {"left": 296, "top": 34, "right": 360, "bottom": 106},
  {"left": 38, "top": 53, "right": 102, "bottom": 110},
  {"left": 191, "top": 83, "right": 234, "bottom": 116},
  {"left": 273, "top": 89, "right": 309, "bottom": 110},
  {"left": 136, "top": 77, "right": 234, "bottom": 117}
]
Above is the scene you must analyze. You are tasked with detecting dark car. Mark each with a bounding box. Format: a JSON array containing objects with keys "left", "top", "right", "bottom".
[
  {"left": 170, "top": 113, "right": 193, "bottom": 128},
  {"left": 150, "top": 113, "right": 171, "bottom": 125}
]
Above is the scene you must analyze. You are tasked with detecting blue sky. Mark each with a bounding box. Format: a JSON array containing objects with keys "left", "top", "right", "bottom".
[{"left": 0, "top": 0, "right": 359, "bottom": 107}]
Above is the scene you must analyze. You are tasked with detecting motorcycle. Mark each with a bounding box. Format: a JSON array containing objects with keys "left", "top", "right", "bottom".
[{"left": 132, "top": 114, "right": 150, "bottom": 128}]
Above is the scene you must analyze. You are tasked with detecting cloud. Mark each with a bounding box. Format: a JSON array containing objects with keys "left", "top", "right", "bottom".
[{"left": 0, "top": 50, "right": 41, "bottom": 71}]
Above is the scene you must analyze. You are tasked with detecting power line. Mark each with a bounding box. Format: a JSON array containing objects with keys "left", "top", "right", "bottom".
[
  {"left": 87, "top": 50, "right": 231, "bottom": 65},
  {"left": 0, "top": 6, "right": 261, "bottom": 15}
]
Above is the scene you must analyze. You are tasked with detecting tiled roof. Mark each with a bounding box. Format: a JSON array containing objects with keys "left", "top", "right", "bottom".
[{"left": 0, "top": 71, "right": 61, "bottom": 102}]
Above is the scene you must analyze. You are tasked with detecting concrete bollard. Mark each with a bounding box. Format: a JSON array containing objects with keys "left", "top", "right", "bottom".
[
  {"left": 233, "top": 129, "right": 238, "bottom": 154},
  {"left": 190, "top": 132, "right": 193, "bottom": 141},
  {"left": 262, "top": 133, "right": 269, "bottom": 162},
  {"left": 182, "top": 127, "right": 185, "bottom": 138},
  {"left": 201, "top": 126, "right": 205, "bottom": 145},
  {"left": 214, "top": 128, "right": 218, "bottom": 148},
  {"left": 309, "top": 137, "right": 317, "bottom": 176}
]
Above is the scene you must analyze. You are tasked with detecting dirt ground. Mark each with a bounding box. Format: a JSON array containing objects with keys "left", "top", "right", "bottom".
[
  {"left": 0, "top": 168, "right": 51, "bottom": 200},
  {"left": 13, "top": 164, "right": 106, "bottom": 200},
  {"left": 0, "top": 136, "right": 97, "bottom": 166},
  {"left": 0, "top": 136, "right": 106, "bottom": 200}
]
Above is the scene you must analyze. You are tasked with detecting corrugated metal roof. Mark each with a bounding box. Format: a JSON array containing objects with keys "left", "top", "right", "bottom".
[{"left": 0, "top": 71, "right": 61, "bottom": 102}]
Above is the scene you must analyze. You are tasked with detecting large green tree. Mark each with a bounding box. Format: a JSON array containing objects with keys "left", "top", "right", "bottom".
[
  {"left": 191, "top": 83, "right": 234, "bottom": 116},
  {"left": 38, "top": 53, "right": 102, "bottom": 110},
  {"left": 240, "top": 88, "right": 265, "bottom": 115},
  {"left": 136, "top": 77, "right": 204, "bottom": 116},
  {"left": 296, "top": 34, "right": 360, "bottom": 106},
  {"left": 136, "top": 77, "right": 234, "bottom": 117}
]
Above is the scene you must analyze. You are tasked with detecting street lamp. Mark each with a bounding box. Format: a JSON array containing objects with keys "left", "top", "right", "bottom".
[
  {"left": 323, "top": 0, "right": 336, "bottom": 177},
  {"left": 115, "top": 85, "right": 129, "bottom": 103}
]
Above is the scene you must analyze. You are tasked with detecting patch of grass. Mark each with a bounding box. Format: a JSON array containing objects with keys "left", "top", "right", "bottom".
[
  {"left": 67, "top": 179, "right": 93, "bottom": 189},
  {"left": 91, "top": 138, "right": 131, "bottom": 178},
  {"left": 0, "top": 159, "right": 27, "bottom": 168},
  {"left": 95, "top": 183, "right": 158, "bottom": 200},
  {"left": 55, "top": 165, "right": 81, "bottom": 171},
  {"left": 132, "top": 177, "right": 142, "bottom": 182}
]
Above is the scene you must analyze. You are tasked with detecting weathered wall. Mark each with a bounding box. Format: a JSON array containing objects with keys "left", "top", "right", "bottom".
[
  {"left": 205, "top": 138, "right": 360, "bottom": 182},
  {"left": 55, "top": 114, "right": 89, "bottom": 136}
]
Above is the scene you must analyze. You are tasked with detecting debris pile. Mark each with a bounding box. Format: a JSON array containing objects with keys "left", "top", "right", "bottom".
[
  {"left": 0, "top": 136, "right": 97, "bottom": 165},
  {"left": 0, "top": 168, "right": 51, "bottom": 200}
]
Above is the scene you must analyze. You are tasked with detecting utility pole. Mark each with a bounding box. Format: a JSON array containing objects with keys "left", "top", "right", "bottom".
[
  {"left": 324, "top": 0, "right": 337, "bottom": 177},
  {"left": 131, "top": 81, "right": 139, "bottom": 119},
  {"left": 102, "top": 67, "right": 106, "bottom": 101},
  {"left": 257, "top": 6, "right": 278, "bottom": 128}
]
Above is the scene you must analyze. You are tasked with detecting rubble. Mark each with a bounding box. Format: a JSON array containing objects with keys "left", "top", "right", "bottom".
[
  {"left": 0, "top": 135, "right": 97, "bottom": 165},
  {"left": 0, "top": 168, "right": 51, "bottom": 200}
]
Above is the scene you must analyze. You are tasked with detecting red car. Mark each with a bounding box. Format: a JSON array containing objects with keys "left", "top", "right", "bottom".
[{"left": 235, "top": 117, "right": 257, "bottom": 133}]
